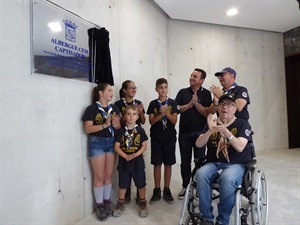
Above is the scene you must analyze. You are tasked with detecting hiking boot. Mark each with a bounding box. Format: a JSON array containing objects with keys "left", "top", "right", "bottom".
[
  {"left": 149, "top": 188, "right": 161, "bottom": 205},
  {"left": 200, "top": 219, "right": 214, "bottom": 225},
  {"left": 135, "top": 191, "right": 140, "bottom": 205},
  {"left": 104, "top": 199, "right": 113, "bottom": 216},
  {"left": 95, "top": 204, "right": 107, "bottom": 221},
  {"left": 113, "top": 200, "right": 125, "bottom": 217},
  {"left": 163, "top": 187, "right": 174, "bottom": 204},
  {"left": 177, "top": 187, "right": 186, "bottom": 200},
  {"left": 125, "top": 188, "right": 131, "bottom": 204},
  {"left": 138, "top": 200, "right": 148, "bottom": 218}
]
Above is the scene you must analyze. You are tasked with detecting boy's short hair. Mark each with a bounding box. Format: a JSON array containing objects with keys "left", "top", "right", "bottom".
[
  {"left": 156, "top": 78, "right": 168, "bottom": 87},
  {"left": 125, "top": 105, "right": 138, "bottom": 112}
]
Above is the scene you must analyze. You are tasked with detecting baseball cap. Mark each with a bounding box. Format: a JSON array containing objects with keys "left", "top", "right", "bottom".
[
  {"left": 219, "top": 93, "right": 235, "bottom": 103},
  {"left": 215, "top": 67, "right": 237, "bottom": 77}
]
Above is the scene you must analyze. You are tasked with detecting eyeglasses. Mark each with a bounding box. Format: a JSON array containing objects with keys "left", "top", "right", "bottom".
[
  {"left": 217, "top": 72, "right": 229, "bottom": 78},
  {"left": 218, "top": 102, "right": 236, "bottom": 108},
  {"left": 127, "top": 87, "right": 138, "bottom": 91}
]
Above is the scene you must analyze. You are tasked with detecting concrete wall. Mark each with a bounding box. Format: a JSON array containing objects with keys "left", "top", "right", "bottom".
[
  {"left": 1, "top": 0, "right": 167, "bottom": 224},
  {"left": 167, "top": 20, "right": 288, "bottom": 152},
  {"left": 1, "top": 0, "right": 287, "bottom": 224}
]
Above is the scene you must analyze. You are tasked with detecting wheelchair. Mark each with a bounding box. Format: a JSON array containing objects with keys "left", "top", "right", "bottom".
[{"left": 178, "top": 144, "right": 268, "bottom": 225}]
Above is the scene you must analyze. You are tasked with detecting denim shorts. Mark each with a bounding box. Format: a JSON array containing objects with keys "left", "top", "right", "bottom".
[{"left": 88, "top": 136, "right": 115, "bottom": 158}]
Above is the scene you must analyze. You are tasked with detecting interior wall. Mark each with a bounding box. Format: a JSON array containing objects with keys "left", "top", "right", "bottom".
[
  {"left": 1, "top": 0, "right": 168, "bottom": 224},
  {"left": 167, "top": 20, "right": 288, "bottom": 152},
  {"left": 1, "top": 0, "right": 288, "bottom": 224}
]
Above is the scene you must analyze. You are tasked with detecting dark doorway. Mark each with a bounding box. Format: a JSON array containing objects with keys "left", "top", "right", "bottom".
[{"left": 285, "top": 54, "right": 300, "bottom": 148}]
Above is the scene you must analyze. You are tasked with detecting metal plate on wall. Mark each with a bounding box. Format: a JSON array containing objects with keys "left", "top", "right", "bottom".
[{"left": 31, "top": 0, "right": 97, "bottom": 81}]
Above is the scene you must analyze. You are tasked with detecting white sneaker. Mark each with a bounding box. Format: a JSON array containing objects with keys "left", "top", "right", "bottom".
[{"left": 177, "top": 188, "right": 186, "bottom": 200}]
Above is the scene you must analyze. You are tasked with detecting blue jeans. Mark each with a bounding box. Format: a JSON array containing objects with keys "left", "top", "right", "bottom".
[{"left": 195, "top": 162, "right": 245, "bottom": 225}]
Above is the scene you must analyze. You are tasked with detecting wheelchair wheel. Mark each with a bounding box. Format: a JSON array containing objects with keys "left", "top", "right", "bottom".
[
  {"left": 251, "top": 168, "right": 268, "bottom": 225},
  {"left": 184, "top": 214, "right": 202, "bottom": 225},
  {"left": 234, "top": 189, "right": 243, "bottom": 225}
]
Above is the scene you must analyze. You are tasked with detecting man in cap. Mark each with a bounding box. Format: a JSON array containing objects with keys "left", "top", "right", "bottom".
[
  {"left": 195, "top": 93, "right": 253, "bottom": 225},
  {"left": 210, "top": 67, "right": 250, "bottom": 121}
]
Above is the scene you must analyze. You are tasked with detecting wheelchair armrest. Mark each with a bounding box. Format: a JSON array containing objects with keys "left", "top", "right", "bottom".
[
  {"left": 245, "top": 158, "right": 257, "bottom": 169},
  {"left": 194, "top": 156, "right": 207, "bottom": 168},
  {"left": 191, "top": 156, "right": 208, "bottom": 181},
  {"left": 242, "top": 158, "right": 257, "bottom": 196}
]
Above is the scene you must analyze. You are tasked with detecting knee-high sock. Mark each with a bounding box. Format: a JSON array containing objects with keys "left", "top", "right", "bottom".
[
  {"left": 103, "top": 183, "right": 112, "bottom": 200},
  {"left": 94, "top": 186, "right": 104, "bottom": 204}
]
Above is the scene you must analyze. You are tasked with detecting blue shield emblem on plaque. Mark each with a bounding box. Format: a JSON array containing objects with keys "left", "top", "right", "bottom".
[{"left": 63, "top": 19, "right": 77, "bottom": 42}]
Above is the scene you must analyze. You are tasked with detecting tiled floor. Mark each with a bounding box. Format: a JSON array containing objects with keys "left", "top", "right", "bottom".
[{"left": 75, "top": 148, "right": 300, "bottom": 225}]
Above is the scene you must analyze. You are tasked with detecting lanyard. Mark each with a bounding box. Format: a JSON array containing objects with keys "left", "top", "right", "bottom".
[
  {"left": 157, "top": 98, "right": 168, "bottom": 130},
  {"left": 95, "top": 101, "right": 114, "bottom": 136},
  {"left": 125, "top": 124, "right": 138, "bottom": 149},
  {"left": 223, "top": 83, "right": 237, "bottom": 95}
]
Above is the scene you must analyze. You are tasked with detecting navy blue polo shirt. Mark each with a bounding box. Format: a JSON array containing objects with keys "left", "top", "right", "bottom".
[
  {"left": 175, "top": 86, "right": 212, "bottom": 133},
  {"left": 225, "top": 85, "right": 250, "bottom": 121}
]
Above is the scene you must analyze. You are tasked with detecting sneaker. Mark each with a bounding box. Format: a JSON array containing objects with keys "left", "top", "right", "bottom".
[
  {"left": 149, "top": 188, "right": 161, "bottom": 205},
  {"left": 95, "top": 204, "right": 107, "bottom": 221},
  {"left": 104, "top": 199, "right": 113, "bottom": 216},
  {"left": 200, "top": 219, "right": 213, "bottom": 225},
  {"left": 163, "top": 187, "right": 174, "bottom": 204},
  {"left": 135, "top": 191, "right": 140, "bottom": 205},
  {"left": 113, "top": 200, "right": 125, "bottom": 217},
  {"left": 125, "top": 188, "right": 131, "bottom": 204},
  {"left": 177, "top": 187, "right": 186, "bottom": 200},
  {"left": 138, "top": 200, "right": 148, "bottom": 218}
]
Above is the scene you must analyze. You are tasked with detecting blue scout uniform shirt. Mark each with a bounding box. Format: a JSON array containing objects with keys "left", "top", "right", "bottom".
[
  {"left": 224, "top": 85, "right": 250, "bottom": 121},
  {"left": 115, "top": 125, "right": 148, "bottom": 172},
  {"left": 146, "top": 98, "right": 180, "bottom": 143},
  {"left": 82, "top": 103, "right": 120, "bottom": 137},
  {"left": 114, "top": 99, "right": 145, "bottom": 126},
  {"left": 200, "top": 118, "right": 253, "bottom": 164}
]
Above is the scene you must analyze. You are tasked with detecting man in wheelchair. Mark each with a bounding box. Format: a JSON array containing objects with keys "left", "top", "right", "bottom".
[{"left": 194, "top": 94, "right": 253, "bottom": 225}]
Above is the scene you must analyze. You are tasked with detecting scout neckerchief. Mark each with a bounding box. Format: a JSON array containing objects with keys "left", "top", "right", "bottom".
[
  {"left": 122, "top": 98, "right": 137, "bottom": 107},
  {"left": 125, "top": 124, "right": 138, "bottom": 149},
  {"left": 157, "top": 97, "right": 169, "bottom": 130},
  {"left": 223, "top": 83, "right": 237, "bottom": 95},
  {"left": 95, "top": 101, "right": 114, "bottom": 136},
  {"left": 215, "top": 116, "right": 236, "bottom": 162}
]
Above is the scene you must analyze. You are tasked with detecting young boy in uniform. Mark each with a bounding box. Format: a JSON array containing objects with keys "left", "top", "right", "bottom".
[
  {"left": 113, "top": 105, "right": 149, "bottom": 218},
  {"left": 146, "top": 78, "right": 180, "bottom": 204},
  {"left": 114, "top": 80, "right": 146, "bottom": 204}
]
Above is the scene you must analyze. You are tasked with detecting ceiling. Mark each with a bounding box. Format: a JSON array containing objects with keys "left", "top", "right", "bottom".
[{"left": 153, "top": 0, "right": 300, "bottom": 33}]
